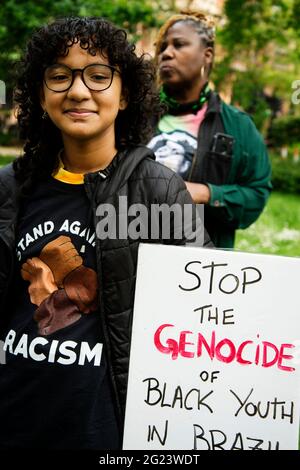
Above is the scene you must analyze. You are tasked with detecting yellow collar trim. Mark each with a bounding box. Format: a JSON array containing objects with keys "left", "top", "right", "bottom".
[{"left": 52, "top": 154, "right": 84, "bottom": 185}]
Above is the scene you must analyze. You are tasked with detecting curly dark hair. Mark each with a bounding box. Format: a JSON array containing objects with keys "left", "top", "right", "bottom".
[{"left": 13, "top": 16, "right": 163, "bottom": 192}]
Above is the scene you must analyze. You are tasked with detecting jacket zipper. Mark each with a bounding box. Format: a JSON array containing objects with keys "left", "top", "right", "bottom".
[
  {"left": 187, "top": 151, "right": 197, "bottom": 182},
  {"left": 84, "top": 175, "right": 123, "bottom": 434},
  {"left": 188, "top": 110, "right": 212, "bottom": 182}
]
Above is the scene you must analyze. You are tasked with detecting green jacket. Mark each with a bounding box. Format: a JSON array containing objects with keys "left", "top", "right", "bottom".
[{"left": 188, "top": 92, "right": 272, "bottom": 248}]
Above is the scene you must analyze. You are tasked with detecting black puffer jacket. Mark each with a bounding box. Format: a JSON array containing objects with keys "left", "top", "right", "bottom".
[{"left": 0, "top": 145, "right": 211, "bottom": 428}]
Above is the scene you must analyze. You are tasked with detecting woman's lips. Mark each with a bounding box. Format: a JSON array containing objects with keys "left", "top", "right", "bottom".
[
  {"left": 160, "top": 64, "right": 175, "bottom": 72},
  {"left": 64, "top": 109, "right": 96, "bottom": 118},
  {"left": 159, "top": 65, "right": 176, "bottom": 77}
]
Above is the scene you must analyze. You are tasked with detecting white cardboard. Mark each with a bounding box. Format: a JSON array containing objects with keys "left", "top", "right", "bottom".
[{"left": 123, "top": 244, "right": 300, "bottom": 450}]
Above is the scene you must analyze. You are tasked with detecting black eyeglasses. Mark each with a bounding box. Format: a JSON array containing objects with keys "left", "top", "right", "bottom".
[{"left": 44, "top": 63, "right": 120, "bottom": 92}]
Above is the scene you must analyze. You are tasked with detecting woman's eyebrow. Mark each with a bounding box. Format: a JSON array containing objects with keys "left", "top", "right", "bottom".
[
  {"left": 54, "top": 59, "right": 109, "bottom": 66},
  {"left": 169, "top": 35, "right": 187, "bottom": 41}
]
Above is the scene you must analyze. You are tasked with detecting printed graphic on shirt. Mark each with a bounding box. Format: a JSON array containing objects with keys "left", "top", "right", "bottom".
[
  {"left": 148, "top": 130, "right": 197, "bottom": 179},
  {"left": 20, "top": 235, "right": 98, "bottom": 336},
  {"left": 3, "top": 328, "right": 103, "bottom": 366},
  {"left": 0, "top": 178, "right": 121, "bottom": 453},
  {"left": 16, "top": 218, "right": 96, "bottom": 261},
  {"left": 156, "top": 105, "right": 207, "bottom": 137},
  {"left": 2, "top": 178, "right": 104, "bottom": 370},
  {"left": 148, "top": 106, "right": 208, "bottom": 180}
]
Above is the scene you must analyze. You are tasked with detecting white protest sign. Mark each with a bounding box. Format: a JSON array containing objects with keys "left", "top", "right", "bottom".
[{"left": 123, "top": 244, "right": 300, "bottom": 450}]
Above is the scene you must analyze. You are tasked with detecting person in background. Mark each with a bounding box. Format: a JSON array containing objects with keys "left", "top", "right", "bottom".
[
  {"left": 0, "top": 16, "right": 211, "bottom": 450},
  {"left": 148, "top": 10, "right": 272, "bottom": 248}
]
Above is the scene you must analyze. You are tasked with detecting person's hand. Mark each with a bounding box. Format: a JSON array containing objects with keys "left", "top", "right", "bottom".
[
  {"left": 64, "top": 265, "right": 98, "bottom": 314},
  {"left": 39, "top": 235, "right": 83, "bottom": 287},
  {"left": 185, "top": 182, "right": 211, "bottom": 204},
  {"left": 21, "top": 257, "right": 58, "bottom": 306}
]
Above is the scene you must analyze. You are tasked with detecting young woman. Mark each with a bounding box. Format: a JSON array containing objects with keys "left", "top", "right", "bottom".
[
  {"left": 148, "top": 10, "right": 272, "bottom": 248},
  {"left": 0, "top": 17, "right": 211, "bottom": 449}
]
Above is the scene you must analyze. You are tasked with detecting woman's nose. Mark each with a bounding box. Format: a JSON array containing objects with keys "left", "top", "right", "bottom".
[
  {"left": 67, "top": 74, "right": 91, "bottom": 100},
  {"left": 161, "top": 44, "right": 174, "bottom": 60}
]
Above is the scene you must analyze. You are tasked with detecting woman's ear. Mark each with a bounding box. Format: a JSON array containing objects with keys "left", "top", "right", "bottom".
[
  {"left": 39, "top": 88, "right": 46, "bottom": 112},
  {"left": 119, "top": 89, "right": 128, "bottom": 111},
  {"left": 204, "top": 47, "right": 214, "bottom": 68}
]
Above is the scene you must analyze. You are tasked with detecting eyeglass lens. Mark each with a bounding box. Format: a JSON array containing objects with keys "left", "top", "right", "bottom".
[{"left": 44, "top": 64, "right": 114, "bottom": 92}]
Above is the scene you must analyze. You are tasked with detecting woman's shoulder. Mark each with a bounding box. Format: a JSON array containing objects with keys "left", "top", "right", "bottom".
[
  {"left": 134, "top": 154, "right": 186, "bottom": 187},
  {"left": 221, "top": 100, "right": 257, "bottom": 128},
  {"left": 0, "top": 162, "right": 20, "bottom": 209},
  {"left": 129, "top": 154, "right": 188, "bottom": 206},
  {"left": 0, "top": 162, "right": 17, "bottom": 189},
  {"left": 129, "top": 146, "right": 182, "bottom": 180},
  {"left": 221, "top": 100, "right": 250, "bottom": 120},
  {"left": 220, "top": 100, "right": 264, "bottom": 141}
]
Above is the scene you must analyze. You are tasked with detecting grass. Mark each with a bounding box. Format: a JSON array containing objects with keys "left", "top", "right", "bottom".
[
  {"left": 236, "top": 192, "right": 300, "bottom": 257},
  {"left": 0, "top": 155, "right": 15, "bottom": 166}
]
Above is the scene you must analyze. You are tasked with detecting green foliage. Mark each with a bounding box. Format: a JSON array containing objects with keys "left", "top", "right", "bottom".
[
  {"left": 0, "top": 155, "right": 16, "bottom": 166},
  {"left": 0, "top": 0, "right": 83, "bottom": 102},
  {"left": 230, "top": 70, "right": 271, "bottom": 131},
  {"left": 268, "top": 115, "right": 300, "bottom": 147},
  {"left": 80, "top": 0, "right": 160, "bottom": 32},
  {"left": 211, "top": 56, "right": 232, "bottom": 90},
  {"left": 0, "top": 0, "right": 82, "bottom": 50},
  {"left": 0, "top": 0, "right": 164, "bottom": 103},
  {"left": 235, "top": 191, "right": 300, "bottom": 257},
  {"left": 0, "top": 133, "right": 14, "bottom": 145},
  {"left": 0, "top": 0, "right": 162, "bottom": 56},
  {"left": 290, "top": 0, "right": 300, "bottom": 34},
  {"left": 222, "top": 0, "right": 290, "bottom": 52},
  {"left": 270, "top": 152, "right": 300, "bottom": 194},
  {"left": 215, "top": 0, "right": 300, "bottom": 137}
]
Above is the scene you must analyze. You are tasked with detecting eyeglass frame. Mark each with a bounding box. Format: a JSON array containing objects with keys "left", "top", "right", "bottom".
[{"left": 43, "top": 63, "right": 121, "bottom": 93}]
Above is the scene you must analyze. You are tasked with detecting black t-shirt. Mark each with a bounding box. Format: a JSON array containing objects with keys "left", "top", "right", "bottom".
[{"left": 0, "top": 176, "right": 120, "bottom": 449}]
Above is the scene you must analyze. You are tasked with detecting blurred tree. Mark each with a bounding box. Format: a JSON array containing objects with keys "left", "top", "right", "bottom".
[
  {"left": 0, "top": 0, "right": 166, "bottom": 105},
  {"left": 290, "top": 0, "right": 300, "bottom": 34},
  {"left": 221, "top": 0, "right": 290, "bottom": 52},
  {"left": 0, "top": 0, "right": 84, "bottom": 104},
  {"left": 213, "top": 0, "right": 300, "bottom": 130},
  {"left": 80, "top": 0, "right": 159, "bottom": 33}
]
